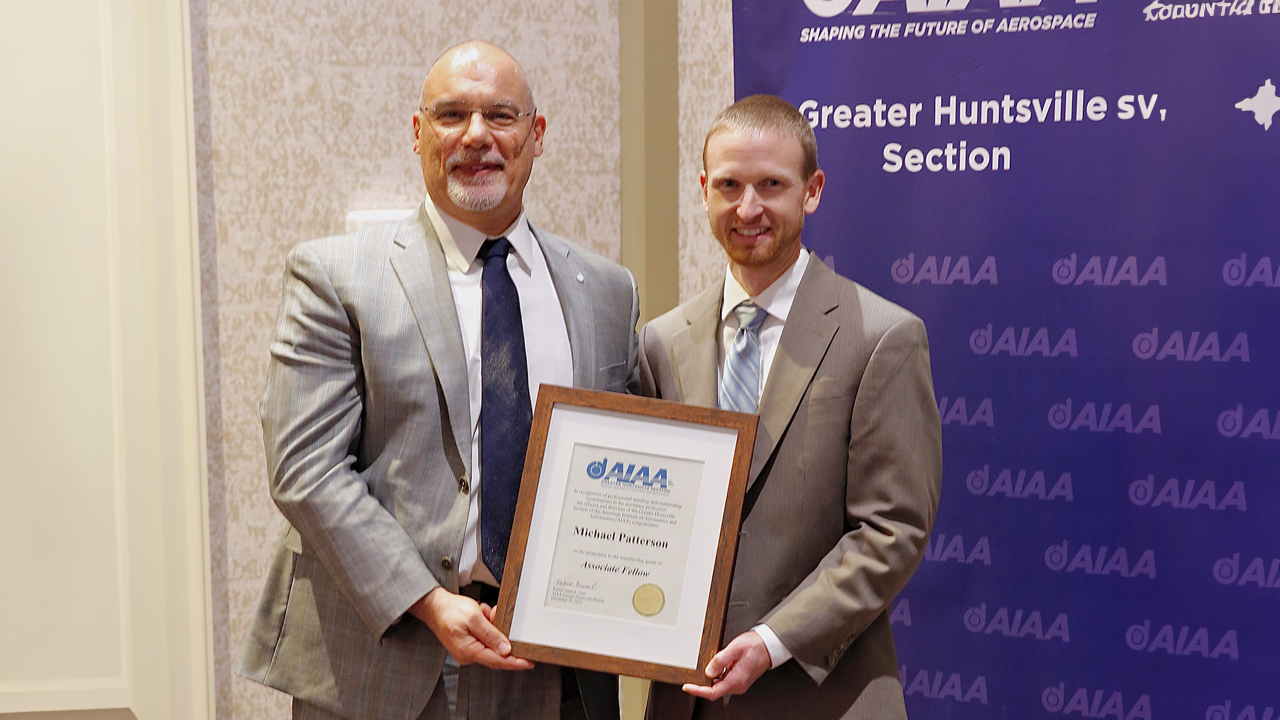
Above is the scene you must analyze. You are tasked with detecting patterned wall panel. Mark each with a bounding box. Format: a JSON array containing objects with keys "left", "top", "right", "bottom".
[{"left": 677, "top": 0, "right": 734, "bottom": 302}]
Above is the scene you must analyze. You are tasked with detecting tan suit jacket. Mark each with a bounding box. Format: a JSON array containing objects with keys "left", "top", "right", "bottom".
[{"left": 640, "top": 254, "right": 941, "bottom": 720}]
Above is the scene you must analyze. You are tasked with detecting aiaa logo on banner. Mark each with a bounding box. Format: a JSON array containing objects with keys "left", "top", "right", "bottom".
[
  {"left": 804, "top": 0, "right": 1100, "bottom": 18},
  {"left": 893, "top": 254, "right": 998, "bottom": 285},
  {"left": 1041, "top": 683, "right": 1152, "bottom": 720},
  {"left": 1205, "top": 701, "right": 1278, "bottom": 720},
  {"left": 1223, "top": 255, "right": 1280, "bottom": 287},
  {"left": 805, "top": 0, "right": 855, "bottom": 16},
  {"left": 964, "top": 602, "right": 1070, "bottom": 642},
  {"left": 1125, "top": 619, "right": 1238, "bottom": 660}
]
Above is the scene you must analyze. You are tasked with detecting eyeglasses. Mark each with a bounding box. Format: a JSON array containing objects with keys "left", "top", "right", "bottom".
[{"left": 420, "top": 102, "right": 537, "bottom": 131}]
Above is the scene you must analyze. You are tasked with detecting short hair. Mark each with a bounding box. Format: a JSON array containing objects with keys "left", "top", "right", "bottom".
[{"left": 703, "top": 95, "right": 819, "bottom": 179}]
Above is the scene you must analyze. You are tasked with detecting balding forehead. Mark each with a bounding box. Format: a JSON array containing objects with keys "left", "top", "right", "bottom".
[
  {"left": 422, "top": 42, "right": 533, "bottom": 105},
  {"left": 446, "top": 44, "right": 490, "bottom": 72}
]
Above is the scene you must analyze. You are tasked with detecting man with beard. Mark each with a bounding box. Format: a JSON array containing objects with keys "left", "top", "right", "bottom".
[
  {"left": 639, "top": 95, "right": 941, "bottom": 719},
  {"left": 239, "top": 41, "right": 635, "bottom": 720}
]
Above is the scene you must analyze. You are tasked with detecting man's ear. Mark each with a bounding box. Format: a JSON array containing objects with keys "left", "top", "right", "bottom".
[
  {"left": 531, "top": 114, "right": 547, "bottom": 158},
  {"left": 413, "top": 113, "right": 423, "bottom": 155},
  {"left": 803, "top": 169, "right": 825, "bottom": 215},
  {"left": 700, "top": 170, "right": 709, "bottom": 210}
]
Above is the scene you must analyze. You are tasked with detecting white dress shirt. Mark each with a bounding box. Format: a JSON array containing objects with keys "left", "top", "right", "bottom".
[
  {"left": 718, "top": 249, "right": 810, "bottom": 669},
  {"left": 718, "top": 249, "right": 809, "bottom": 397},
  {"left": 423, "top": 198, "right": 574, "bottom": 587}
]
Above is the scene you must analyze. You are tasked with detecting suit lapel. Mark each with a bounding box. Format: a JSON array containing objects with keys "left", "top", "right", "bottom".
[
  {"left": 749, "top": 255, "right": 840, "bottom": 485},
  {"left": 390, "top": 208, "right": 473, "bottom": 473},
  {"left": 534, "top": 226, "right": 597, "bottom": 389},
  {"left": 672, "top": 283, "right": 722, "bottom": 408}
]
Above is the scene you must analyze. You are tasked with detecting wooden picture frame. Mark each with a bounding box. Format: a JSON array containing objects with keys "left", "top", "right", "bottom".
[{"left": 493, "top": 385, "right": 758, "bottom": 686}]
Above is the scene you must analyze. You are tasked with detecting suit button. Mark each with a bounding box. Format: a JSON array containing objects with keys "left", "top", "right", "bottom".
[
  {"left": 441, "top": 556, "right": 453, "bottom": 571},
  {"left": 459, "top": 473, "right": 470, "bottom": 494}
]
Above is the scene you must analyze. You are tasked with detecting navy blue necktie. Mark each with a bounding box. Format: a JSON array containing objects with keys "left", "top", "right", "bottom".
[{"left": 478, "top": 237, "right": 531, "bottom": 582}]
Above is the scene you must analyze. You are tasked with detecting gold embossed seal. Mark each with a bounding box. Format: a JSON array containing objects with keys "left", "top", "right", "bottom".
[{"left": 632, "top": 583, "right": 665, "bottom": 616}]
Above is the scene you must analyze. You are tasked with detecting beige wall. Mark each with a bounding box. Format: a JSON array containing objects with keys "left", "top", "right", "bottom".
[
  {"left": 194, "top": 0, "right": 733, "bottom": 716},
  {"left": 676, "top": 0, "right": 736, "bottom": 303},
  {"left": 1, "top": 0, "right": 211, "bottom": 717}
]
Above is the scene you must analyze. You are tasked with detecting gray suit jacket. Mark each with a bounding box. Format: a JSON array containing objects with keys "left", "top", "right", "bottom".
[
  {"left": 239, "top": 208, "right": 637, "bottom": 720},
  {"left": 640, "top": 254, "right": 941, "bottom": 720}
]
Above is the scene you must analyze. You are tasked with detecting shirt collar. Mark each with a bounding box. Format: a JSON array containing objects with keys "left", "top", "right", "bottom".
[
  {"left": 423, "top": 196, "right": 532, "bottom": 273},
  {"left": 721, "top": 249, "right": 810, "bottom": 323}
]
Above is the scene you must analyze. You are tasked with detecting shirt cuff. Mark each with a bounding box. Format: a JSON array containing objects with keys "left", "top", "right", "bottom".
[{"left": 751, "top": 624, "right": 793, "bottom": 669}]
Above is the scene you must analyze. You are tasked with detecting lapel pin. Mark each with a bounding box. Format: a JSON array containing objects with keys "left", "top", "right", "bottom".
[{"left": 576, "top": 272, "right": 584, "bottom": 283}]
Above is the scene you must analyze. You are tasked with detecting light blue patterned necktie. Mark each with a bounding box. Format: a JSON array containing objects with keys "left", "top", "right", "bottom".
[{"left": 719, "top": 301, "right": 767, "bottom": 414}]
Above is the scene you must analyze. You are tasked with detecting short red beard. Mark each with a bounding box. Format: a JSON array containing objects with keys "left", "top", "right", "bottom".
[{"left": 713, "top": 221, "right": 803, "bottom": 269}]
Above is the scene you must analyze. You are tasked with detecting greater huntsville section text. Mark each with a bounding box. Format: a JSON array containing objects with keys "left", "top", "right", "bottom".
[{"left": 798, "top": 91, "right": 1164, "bottom": 173}]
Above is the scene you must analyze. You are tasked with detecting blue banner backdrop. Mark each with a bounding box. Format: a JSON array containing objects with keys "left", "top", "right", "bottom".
[{"left": 731, "top": 1, "right": 1279, "bottom": 717}]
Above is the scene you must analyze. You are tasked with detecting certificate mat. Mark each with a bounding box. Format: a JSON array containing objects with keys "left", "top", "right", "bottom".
[{"left": 495, "top": 386, "right": 757, "bottom": 685}]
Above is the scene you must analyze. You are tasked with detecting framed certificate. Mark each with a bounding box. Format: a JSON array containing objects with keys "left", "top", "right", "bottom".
[{"left": 493, "top": 385, "right": 758, "bottom": 685}]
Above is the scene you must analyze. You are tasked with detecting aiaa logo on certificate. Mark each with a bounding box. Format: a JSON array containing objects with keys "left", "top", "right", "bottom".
[{"left": 586, "top": 456, "right": 672, "bottom": 493}]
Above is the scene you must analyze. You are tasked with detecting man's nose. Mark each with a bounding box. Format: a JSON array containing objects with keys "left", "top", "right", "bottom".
[
  {"left": 737, "top": 185, "right": 764, "bottom": 220},
  {"left": 460, "top": 110, "right": 493, "bottom": 147}
]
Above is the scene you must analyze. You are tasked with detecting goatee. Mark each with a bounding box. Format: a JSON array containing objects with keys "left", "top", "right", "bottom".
[{"left": 446, "top": 149, "right": 508, "bottom": 212}]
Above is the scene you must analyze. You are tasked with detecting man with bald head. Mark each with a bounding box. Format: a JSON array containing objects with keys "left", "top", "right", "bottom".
[{"left": 239, "top": 41, "right": 635, "bottom": 720}]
